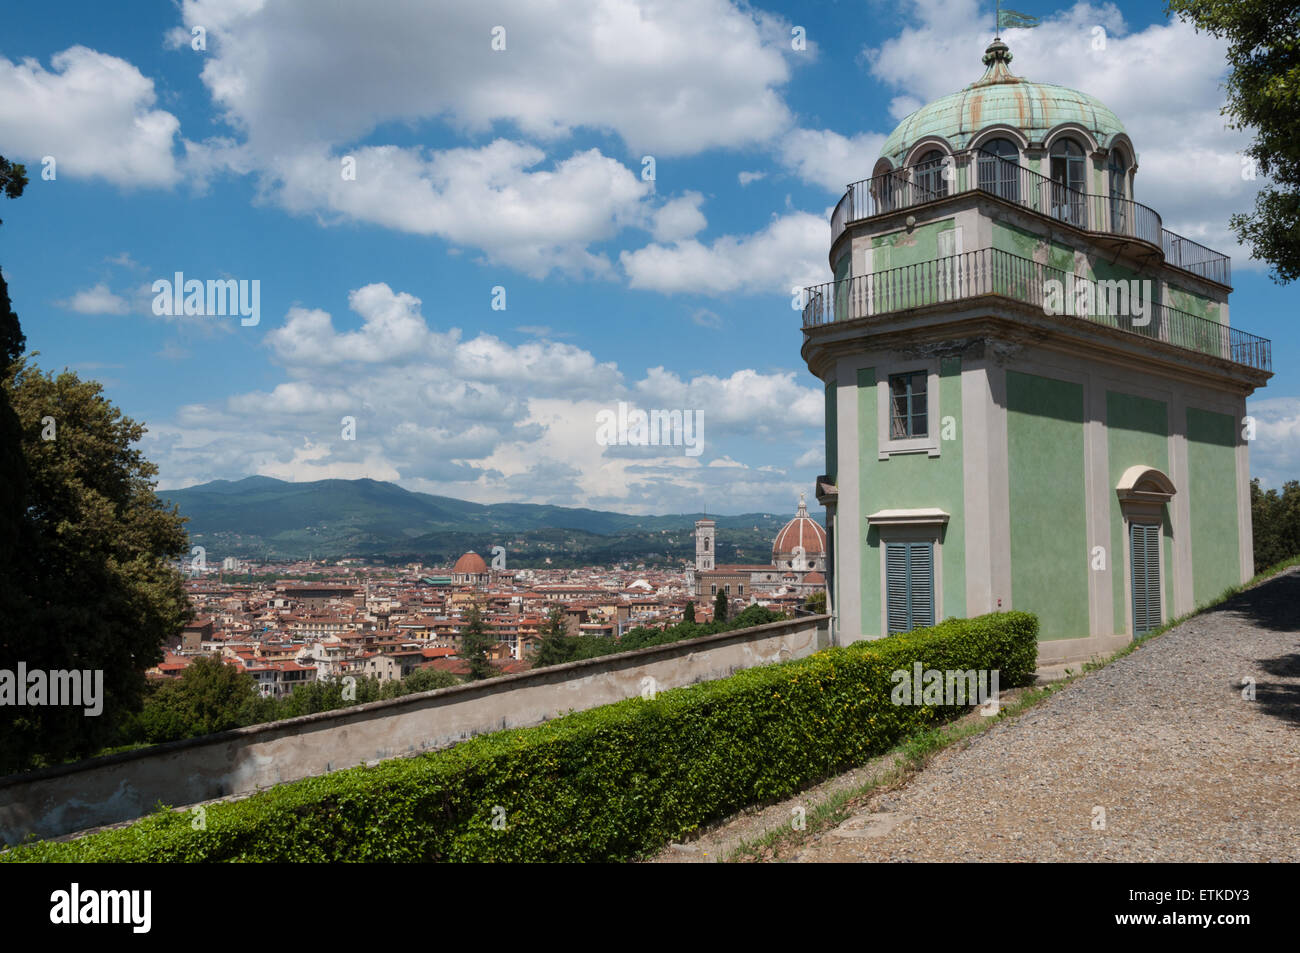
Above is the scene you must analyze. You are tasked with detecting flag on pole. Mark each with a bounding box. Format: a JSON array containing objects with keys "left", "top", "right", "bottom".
[{"left": 997, "top": 3, "right": 1040, "bottom": 30}]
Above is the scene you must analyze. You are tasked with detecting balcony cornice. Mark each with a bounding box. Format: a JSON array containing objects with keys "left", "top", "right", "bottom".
[{"left": 800, "top": 292, "right": 1270, "bottom": 396}]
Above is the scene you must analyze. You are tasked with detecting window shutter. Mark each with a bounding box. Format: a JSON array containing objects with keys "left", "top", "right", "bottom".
[
  {"left": 886, "top": 543, "right": 910, "bottom": 634},
  {"left": 886, "top": 541, "right": 935, "bottom": 634},
  {"left": 909, "top": 542, "right": 935, "bottom": 628},
  {"left": 1131, "top": 523, "right": 1162, "bottom": 634},
  {"left": 1143, "top": 524, "right": 1162, "bottom": 631}
]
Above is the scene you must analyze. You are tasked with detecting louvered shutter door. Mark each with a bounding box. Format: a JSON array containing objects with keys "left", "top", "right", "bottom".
[
  {"left": 1142, "top": 524, "right": 1162, "bottom": 631},
  {"left": 1131, "top": 523, "right": 1147, "bottom": 633},
  {"left": 886, "top": 543, "right": 910, "bottom": 634},
  {"left": 886, "top": 541, "right": 935, "bottom": 633},
  {"left": 1131, "top": 523, "right": 1162, "bottom": 634},
  {"left": 909, "top": 542, "right": 935, "bottom": 628}
]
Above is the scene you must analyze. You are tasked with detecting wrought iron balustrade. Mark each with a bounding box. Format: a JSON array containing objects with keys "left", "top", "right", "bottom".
[
  {"left": 831, "top": 151, "right": 1230, "bottom": 286},
  {"left": 800, "top": 247, "right": 1268, "bottom": 373}
]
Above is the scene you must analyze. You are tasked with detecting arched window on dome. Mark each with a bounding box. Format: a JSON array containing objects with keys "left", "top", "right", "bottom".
[
  {"left": 913, "top": 150, "right": 949, "bottom": 202},
  {"left": 1049, "top": 138, "right": 1087, "bottom": 228},
  {"left": 1108, "top": 148, "right": 1129, "bottom": 236},
  {"left": 977, "top": 138, "right": 1020, "bottom": 203},
  {"left": 872, "top": 164, "right": 909, "bottom": 215}
]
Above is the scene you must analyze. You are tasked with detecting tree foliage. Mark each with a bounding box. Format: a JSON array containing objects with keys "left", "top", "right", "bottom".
[
  {"left": 1251, "top": 477, "right": 1300, "bottom": 569},
  {"left": 533, "top": 606, "right": 575, "bottom": 668},
  {"left": 0, "top": 157, "right": 28, "bottom": 724},
  {"left": 121, "top": 660, "right": 463, "bottom": 747},
  {"left": 682, "top": 601, "right": 695, "bottom": 623},
  {"left": 0, "top": 156, "right": 25, "bottom": 228},
  {"left": 555, "top": 603, "right": 783, "bottom": 664},
  {"left": 1167, "top": 0, "right": 1300, "bottom": 281},
  {"left": 713, "top": 590, "right": 728, "bottom": 622},
  {"left": 459, "top": 603, "right": 498, "bottom": 680},
  {"left": 125, "top": 656, "right": 260, "bottom": 744},
  {"left": 0, "top": 360, "right": 192, "bottom": 773}
]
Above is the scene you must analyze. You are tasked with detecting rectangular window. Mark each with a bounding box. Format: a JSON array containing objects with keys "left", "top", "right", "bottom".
[
  {"left": 885, "top": 541, "right": 935, "bottom": 634},
  {"left": 1131, "top": 523, "right": 1162, "bottom": 635},
  {"left": 889, "top": 371, "right": 928, "bottom": 439},
  {"left": 710, "top": 584, "right": 717, "bottom": 595},
  {"left": 737, "top": 584, "right": 744, "bottom": 595}
]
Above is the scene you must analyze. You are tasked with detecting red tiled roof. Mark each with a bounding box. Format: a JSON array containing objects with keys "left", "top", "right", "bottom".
[{"left": 452, "top": 552, "right": 489, "bottom": 574}]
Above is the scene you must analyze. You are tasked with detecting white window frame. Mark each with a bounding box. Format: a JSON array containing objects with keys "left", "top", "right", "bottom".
[
  {"left": 1115, "top": 467, "right": 1175, "bottom": 639},
  {"left": 877, "top": 358, "right": 942, "bottom": 459}
]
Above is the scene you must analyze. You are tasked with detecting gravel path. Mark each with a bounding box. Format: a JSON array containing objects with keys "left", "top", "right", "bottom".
[
  {"left": 653, "top": 568, "right": 1300, "bottom": 863},
  {"left": 789, "top": 568, "right": 1300, "bottom": 862}
]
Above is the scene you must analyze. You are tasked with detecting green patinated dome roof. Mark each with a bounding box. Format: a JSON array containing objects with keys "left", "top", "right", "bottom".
[{"left": 879, "top": 39, "right": 1131, "bottom": 166}]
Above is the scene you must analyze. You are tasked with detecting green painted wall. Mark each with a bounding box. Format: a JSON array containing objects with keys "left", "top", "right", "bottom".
[
  {"left": 857, "top": 359, "right": 966, "bottom": 636},
  {"left": 1085, "top": 258, "right": 1145, "bottom": 332},
  {"left": 1006, "top": 371, "right": 1090, "bottom": 640},
  {"left": 1164, "top": 283, "right": 1230, "bottom": 362},
  {"left": 992, "top": 221, "right": 1074, "bottom": 272},
  {"left": 834, "top": 250, "right": 850, "bottom": 285},
  {"left": 869, "top": 218, "right": 955, "bottom": 270},
  {"left": 866, "top": 219, "right": 958, "bottom": 313},
  {"left": 1167, "top": 283, "right": 1223, "bottom": 322},
  {"left": 1186, "top": 407, "right": 1240, "bottom": 606},
  {"left": 1091, "top": 258, "right": 1141, "bottom": 283},
  {"left": 1106, "top": 391, "right": 1170, "bottom": 634}
]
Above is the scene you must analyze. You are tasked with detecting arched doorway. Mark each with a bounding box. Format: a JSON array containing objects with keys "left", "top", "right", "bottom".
[{"left": 1116, "top": 465, "right": 1177, "bottom": 636}]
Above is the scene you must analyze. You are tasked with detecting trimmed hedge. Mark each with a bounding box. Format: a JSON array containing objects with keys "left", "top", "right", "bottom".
[{"left": 3, "top": 611, "right": 1037, "bottom": 862}]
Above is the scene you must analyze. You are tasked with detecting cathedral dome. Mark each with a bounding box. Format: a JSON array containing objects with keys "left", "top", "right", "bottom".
[
  {"left": 452, "top": 552, "right": 489, "bottom": 575},
  {"left": 877, "top": 38, "right": 1130, "bottom": 168},
  {"left": 772, "top": 495, "right": 827, "bottom": 565}
]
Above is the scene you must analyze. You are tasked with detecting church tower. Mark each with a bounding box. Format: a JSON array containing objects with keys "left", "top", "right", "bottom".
[
  {"left": 694, "top": 518, "right": 715, "bottom": 572},
  {"left": 803, "top": 38, "right": 1269, "bottom": 664}
]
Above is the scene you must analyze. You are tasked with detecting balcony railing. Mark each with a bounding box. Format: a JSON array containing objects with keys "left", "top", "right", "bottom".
[
  {"left": 831, "top": 150, "right": 1231, "bottom": 286},
  {"left": 801, "top": 247, "right": 1270, "bottom": 373}
]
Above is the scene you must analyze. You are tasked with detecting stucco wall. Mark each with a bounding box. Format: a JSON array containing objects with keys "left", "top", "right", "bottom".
[
  {"left": 853, "top": 357, "right": 966, "bottom": 638},
  {"left": 1187, "top": 407, "right": 1241, "bottom": 605},
  {"left": 1006, "top": 370, "right": 1091, "bottom": 640},
  {"left": 0, "top": 615, "right": 830, "bottom": 846},
  {"left": 1107, "top": 390, "right": 1173, "bottom": 633}
]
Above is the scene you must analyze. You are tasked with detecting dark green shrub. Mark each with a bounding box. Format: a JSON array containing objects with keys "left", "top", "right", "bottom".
[{"left": 3, "top": 611, "right": 1036, "bottom": 862}]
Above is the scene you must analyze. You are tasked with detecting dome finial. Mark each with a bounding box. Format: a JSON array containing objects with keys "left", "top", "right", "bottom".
[{"left": 973, "top": 37, "right": 1019, "bottom": 86}]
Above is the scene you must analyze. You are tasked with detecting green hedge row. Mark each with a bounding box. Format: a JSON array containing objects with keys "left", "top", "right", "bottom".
[{"left": 4, "top": 611, "right": 1038, "bottom": 862}]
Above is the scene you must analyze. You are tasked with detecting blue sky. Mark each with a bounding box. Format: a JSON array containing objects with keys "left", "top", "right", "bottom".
[{"left": 2, "top": 0, "right": 1296, "bottom": 515}]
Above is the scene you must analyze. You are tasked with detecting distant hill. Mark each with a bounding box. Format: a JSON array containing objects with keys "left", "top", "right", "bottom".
[{"left": 158, "top": 476, "right": 798, "bottom": 567}]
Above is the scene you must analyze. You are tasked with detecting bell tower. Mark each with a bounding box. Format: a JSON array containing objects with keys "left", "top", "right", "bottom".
[{"left": 694, "top": 518, "right": 715, "bottom": 572}]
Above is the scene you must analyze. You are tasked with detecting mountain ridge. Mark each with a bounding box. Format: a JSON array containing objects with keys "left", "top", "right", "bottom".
[{"left": 159, "top": 476, "right": 800, "bottom": 566}]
